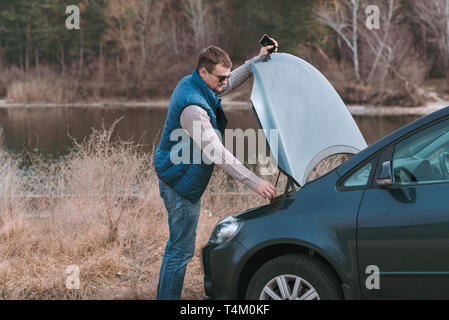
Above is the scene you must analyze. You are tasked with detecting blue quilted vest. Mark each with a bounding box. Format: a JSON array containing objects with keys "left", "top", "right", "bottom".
[{"left": 153, "top": 69, "right": 228, "bottom": 202}]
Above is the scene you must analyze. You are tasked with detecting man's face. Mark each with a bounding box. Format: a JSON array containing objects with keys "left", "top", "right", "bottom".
[{"left": 199, "top": 63, "right": 231, "bottom": 93}]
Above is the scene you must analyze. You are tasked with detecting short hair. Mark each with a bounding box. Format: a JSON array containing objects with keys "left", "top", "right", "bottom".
[{"left": 196, "top": 46, "right": 232, "bottom": 72}]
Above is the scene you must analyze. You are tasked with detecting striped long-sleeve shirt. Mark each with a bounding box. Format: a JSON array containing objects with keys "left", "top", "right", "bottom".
[{"left": 180, "top": 58, "right": 262, "bottom": 191}]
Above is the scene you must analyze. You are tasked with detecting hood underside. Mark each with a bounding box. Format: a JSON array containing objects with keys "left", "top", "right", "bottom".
[{"left": 250, "top": 53, "right": 368, "bottom": 186}]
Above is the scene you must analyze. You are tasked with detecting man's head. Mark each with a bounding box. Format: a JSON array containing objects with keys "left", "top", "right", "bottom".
[{"left": 196, "top": 46, "right": 232, "bottom": 93}]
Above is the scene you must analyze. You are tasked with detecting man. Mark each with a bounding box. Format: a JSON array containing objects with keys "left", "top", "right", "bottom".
[{"left": 154, "top": 39, "right": 278, "bottom": 300}]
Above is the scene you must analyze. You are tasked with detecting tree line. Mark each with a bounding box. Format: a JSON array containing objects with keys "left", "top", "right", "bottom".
[{"left": 0, "top": 0, "right": 447, "bottom": 105}]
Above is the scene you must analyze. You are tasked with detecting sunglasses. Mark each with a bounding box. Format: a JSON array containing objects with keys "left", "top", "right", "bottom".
[{"left": 205, "top": 68, "right": 230, "bottom": 83}]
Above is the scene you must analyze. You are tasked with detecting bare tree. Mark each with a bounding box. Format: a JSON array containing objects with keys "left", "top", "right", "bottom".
[
  {"left": 316, "top": 0, "right": 361, "bottom": 82},
  {"left": 413, "top": 0, "right": 449, "bottom": 87},
  {"left": 105, "top": 0, "right": 165, "bottom": 84},
  {"left": 130, "top": 0, "right": 165, "bottom": 71},
  {"left": 184, "top": 0, "right": 221, "bottom": 51},
  {"left": 184, "top": 0, "right": 208, "bottom": 50},
  {"left": 360, "top": 0, "right": 402, "bottom": 83},
  {"left": 358, "top": 0, "right": 427, "bottom": 101},
  {"left": 364, "top": 0, "right": 395, "bottom": 81}
]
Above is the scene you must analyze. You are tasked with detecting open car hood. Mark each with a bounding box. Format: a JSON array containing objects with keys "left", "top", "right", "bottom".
[{"left": 250, "top": 53, "right": 367, "bottom": 186}]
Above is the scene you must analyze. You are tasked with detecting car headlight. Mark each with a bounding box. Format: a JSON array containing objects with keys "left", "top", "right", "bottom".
[{"left": 209, "top": 216, "right": 243, "bottom": 244}]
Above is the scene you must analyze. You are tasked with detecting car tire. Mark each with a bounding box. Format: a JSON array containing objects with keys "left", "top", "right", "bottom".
[{"left": 245, "top": 253, "right": 343, "bottom": 300}]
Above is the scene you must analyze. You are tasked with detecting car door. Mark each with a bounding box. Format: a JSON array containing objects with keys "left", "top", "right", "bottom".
[{"left": 357, "top": 116, "right": 449, "bottom": 299}]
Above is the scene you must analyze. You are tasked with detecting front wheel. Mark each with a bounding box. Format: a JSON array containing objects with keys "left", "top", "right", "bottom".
[{"left": 245, "top": 254, "right": 343, "bottom": 300}]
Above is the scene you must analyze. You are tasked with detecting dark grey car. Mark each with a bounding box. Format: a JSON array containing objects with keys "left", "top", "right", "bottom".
[{"left": 202, "top": 53, "right": 449, "bottom": 300}]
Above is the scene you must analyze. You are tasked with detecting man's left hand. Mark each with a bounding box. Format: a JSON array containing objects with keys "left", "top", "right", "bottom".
[{"left": 257, "top": 37, "right": 278, "bottom": 58}]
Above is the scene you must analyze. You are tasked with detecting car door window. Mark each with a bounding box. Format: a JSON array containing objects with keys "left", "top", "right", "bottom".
[{"left": 393, "top": 118, "right": 449, "bottom": 185}]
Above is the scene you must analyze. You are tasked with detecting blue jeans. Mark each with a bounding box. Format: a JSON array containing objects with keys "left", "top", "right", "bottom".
[{"left": 157, "top": 179, "right": 202, "bottom": 300}]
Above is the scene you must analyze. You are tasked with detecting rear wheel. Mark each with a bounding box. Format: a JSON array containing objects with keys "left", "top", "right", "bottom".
[{"left": 245, "top": 253, "right": 343, "bottom": 300}]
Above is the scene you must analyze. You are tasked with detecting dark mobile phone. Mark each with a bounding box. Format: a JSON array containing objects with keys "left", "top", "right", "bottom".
[{"left": 259, "top": 34, "right": 276, "bottom": 53}]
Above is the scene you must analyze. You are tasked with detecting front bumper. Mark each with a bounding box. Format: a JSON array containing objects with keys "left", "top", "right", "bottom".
[{"left": 202, "top": 239, "right": 248, "bottom": 300}]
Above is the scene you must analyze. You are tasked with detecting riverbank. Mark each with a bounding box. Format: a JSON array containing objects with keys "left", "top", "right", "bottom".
[
  {"left": 0, "top": 98, "right": 447, "bottom": 116},
  {"left": 1, "top": 77, "right": 448, "bottom": 116}
]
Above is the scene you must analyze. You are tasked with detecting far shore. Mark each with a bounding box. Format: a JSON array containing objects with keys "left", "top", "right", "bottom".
[{"left": 1, "top": 98, "right": 448, "bottom": 116}]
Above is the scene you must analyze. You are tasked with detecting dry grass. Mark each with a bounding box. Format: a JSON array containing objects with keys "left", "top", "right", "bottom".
[
  {"left": 0, "top": 122, "right": 263, "bottom": 300},
  {"left": 5, "top": 75, "right": 101, "bottom": 104},
  {"left": 7, "top": 79, "right": 76, "bottom": 104},
  {"left": 1, "top": 55, "right": 193, "bottom": 103},
  {"left": 0, "top": 122, "right": 349, "bottom": 300},
  {"left": 1, "top": 66, "right": 78, "bottom": 104}
]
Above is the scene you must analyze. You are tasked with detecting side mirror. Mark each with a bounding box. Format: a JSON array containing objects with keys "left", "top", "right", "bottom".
[{"left": 376, "top": 161, "right": 393, "bottom": 186}]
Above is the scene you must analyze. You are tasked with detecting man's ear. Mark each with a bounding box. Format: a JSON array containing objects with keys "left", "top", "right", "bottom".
[{"left": 198, "top": 66, "right": 208, "bottom": 78}]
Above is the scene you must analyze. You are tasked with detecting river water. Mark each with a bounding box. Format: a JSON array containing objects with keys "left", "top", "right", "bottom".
[{"left": 0, "top": 103, "right": 421, "bottom": 157}]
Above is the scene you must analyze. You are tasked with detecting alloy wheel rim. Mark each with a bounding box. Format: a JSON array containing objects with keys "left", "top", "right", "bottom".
[{"left": 259, "top": 274, "right": 320, "bottom": 300}]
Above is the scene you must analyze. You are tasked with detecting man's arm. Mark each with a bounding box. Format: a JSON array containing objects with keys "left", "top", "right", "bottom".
[
  {"left": 180, "top": 105, "right": 262, "bottom": 191},
  {"left": 218, "top": 37, "right": 278, "bottom": 97},
  {"left": 218, "top": 58, "right": 256, "bottom": 97}
]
